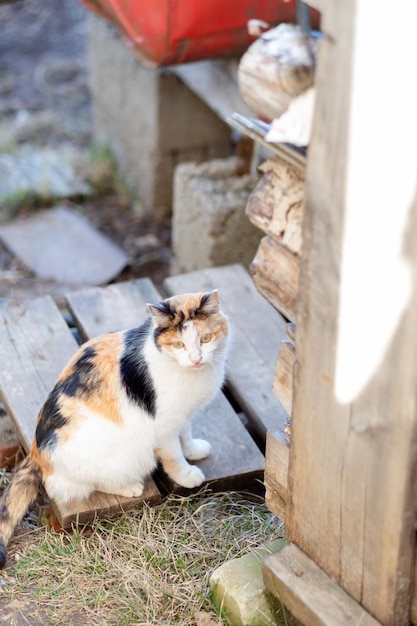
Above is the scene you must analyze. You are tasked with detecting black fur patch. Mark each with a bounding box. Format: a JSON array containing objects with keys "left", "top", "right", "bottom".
[
  {"left": 36, "top": 385, "right": 68, "bottom": 450},
  {"left": 120, "top": 320, "right": 156, "bottom": 417},
  {"left": 35, "top": 346, "right": 98, "bottom": 450},
  {"left": 61, "top": 346, "right": 98, "bottom": 397},
  {"left": 0, "top": 540, "right": 6, "bottom": 569}
]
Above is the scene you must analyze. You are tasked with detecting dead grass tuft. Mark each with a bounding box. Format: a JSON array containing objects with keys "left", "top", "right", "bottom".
[{"left": 0, "top": 491, "right": 284, "bottom": 625}]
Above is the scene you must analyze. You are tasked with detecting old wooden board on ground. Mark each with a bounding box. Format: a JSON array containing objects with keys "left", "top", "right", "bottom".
[
  {"left": 65, "top": 278, "right": 160, "bottom": 341},
  {"left": 0, "top": 297, "right": 79, "bottom": 450},
  {"left": 67, "top": 277, "right": 265, "bottom": 496},
  {"left": 0, "top": 206, "right": 128, "bottom": 286},
  {"left": 0, "top": 293, "right": 161, "bottom": 530},
  {"left": 263, "top": 545, "right": 381, "bottom": 626},
  {"left": 164, "top": 264, "right": 289, "bottom": 439}
]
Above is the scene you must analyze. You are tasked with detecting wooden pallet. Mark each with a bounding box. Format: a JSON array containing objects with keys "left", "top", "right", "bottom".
[{"left": 0, "top": 265, "right": 283, "bottom": 528}]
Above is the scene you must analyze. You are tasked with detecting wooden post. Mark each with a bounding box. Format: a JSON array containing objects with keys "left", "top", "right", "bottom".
[{"left": 283, "top": 1, "right": 417, "bottom": 624}]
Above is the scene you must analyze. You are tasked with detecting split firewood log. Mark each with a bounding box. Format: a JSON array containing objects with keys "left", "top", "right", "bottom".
[{"left": 238, "top": 23, "right": 317, "bottom": 121}]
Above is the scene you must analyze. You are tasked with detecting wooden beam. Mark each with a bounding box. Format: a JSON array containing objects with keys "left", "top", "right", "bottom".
[
  {"left": 264, "top": 430, "right": 289, "bottom": 521},
  {"left": 171, "top": 59, "right": 251, "bottom": 122},
  {"left": 272, "top": 338, "right": 295, "bottom": 417},
  {"left": 263, "top": 544, "right": 382, "bottom": 626},
  {"left": 286, "top": 1, "right": 417, "bottom": 624}
]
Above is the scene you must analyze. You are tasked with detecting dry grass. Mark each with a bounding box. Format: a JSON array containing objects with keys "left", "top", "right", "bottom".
[{"left": 0, "top": 491, "right": 284, "bottom": 625}]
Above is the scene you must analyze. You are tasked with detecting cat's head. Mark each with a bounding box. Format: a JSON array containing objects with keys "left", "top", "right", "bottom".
[{"left": 147, "top": 290, "right": 229, "bottom": 369}]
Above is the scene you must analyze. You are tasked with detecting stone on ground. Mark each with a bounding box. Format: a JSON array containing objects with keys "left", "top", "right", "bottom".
[{"left": 210, "top": 538, "right": 298, "bottom": 626}]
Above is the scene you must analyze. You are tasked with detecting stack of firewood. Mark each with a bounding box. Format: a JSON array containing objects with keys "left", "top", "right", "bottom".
[
  {"left": 245, "top": 154, "right": 303, "bottom": 324},
  {"left": 236, "top": 22, "right": 315, "bottom": 435}
]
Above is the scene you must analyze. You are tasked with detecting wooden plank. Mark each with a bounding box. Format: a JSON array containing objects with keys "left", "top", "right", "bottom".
[
  {"left": 65, "top": 278, "right": 160, "bottom": 341},
  {"left": 272, "top": 339, "right": 295, "bottom": 417},
  {"left": 227, "top": 113, "right": 307, "bottom": 171},
  {"left": 161, "top": 392, "right": 264, "bottom": 494},
  {"left": 264, "top": 430, "right": 289, "bottom": 521},
  {"left": 0, "top": 206, "right": 128, "bottom": 286},
  {"left": 163, "top": 264, "right": 288, "bottom": 439},
  {"left": 263, "top": 545, "right": 382, "bottom": 626},
  {"left": 52, "top": 480, "right": 160, "bottom": 528},
  {"left": 250, "top": 236, "right": 299, "bottom": 323},
  {"left": 412, "top": 559, "right": 417, "bottom": 625},
  {"left": 286, "top": 1, "right": 417, "bottom": 623},
  {"left": 0, "top": 297, "right": 78, "bottom": 450},
  {"left": 171, "top": 59, "right": 251, "bottom": 122},
  {"left": 67, "top": 278, "right": 264, "bottom": 497}
]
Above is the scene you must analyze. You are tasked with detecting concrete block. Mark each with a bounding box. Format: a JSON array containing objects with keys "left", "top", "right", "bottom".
[
  {"left": 210, "top": 538, "right": 298, "bottom": 626},
  {"left": 88, "top": 15, "right": 231, "bottom": 215},
  {"left": 172, "top": 157, "right": 262, "bottom": 273}
]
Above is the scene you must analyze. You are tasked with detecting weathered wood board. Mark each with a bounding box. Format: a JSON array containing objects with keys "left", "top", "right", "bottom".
[
  {"left": 263, "top": 545, "right": 382, "bottom": 626},
  {"left": 164, "top": 263, "right": 288, "bottom": 439},
  {"left": 53, "top": 480, "right": 160, "bottom": 528},
  {"left": 0, "top": 293, "right": 161, "bottom": 528},
  {"left": 0, "top": 297, "right": 79, "bottom": 450},
  {"left": 65, "top": 278, "right": 161, "bottom": 341},
  {"left": 67, "top": 277, "right": 265, "bottom": 495},
  {"left": 286, "top": 0, "right": 417, "bottom": 623},
  {"left": 160, "top": 392, "right": 265, "bottom": 495},
  {"left": 272, "top": 323, "right": 296, "bottom": 417},
  {"left": 0, "top": 270, "right": 267, "bottom": 529},
  {"left": 172, "top": 59, "right": 251, "bottom": 123},
  {"left": 264, "top": 430, "right": 289, "bottom": 522},
  {"left": 0, "top": 206, "right": 128, "bottom": 286}
]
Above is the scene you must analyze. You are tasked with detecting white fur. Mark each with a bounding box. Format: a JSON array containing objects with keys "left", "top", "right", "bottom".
[{"left": 46, "top": 324, "right": 228, "bottom": 503}]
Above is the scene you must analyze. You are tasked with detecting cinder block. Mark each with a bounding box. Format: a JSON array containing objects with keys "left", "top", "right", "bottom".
[
  {"left": 210, "top": 538, "right": 301, "bottom": 626},
  {"left": 172, "top": 157, "right": 262, "bottom": 272},
  {"left": 87, "top": 15, "right": 231, "bottom": 215}
]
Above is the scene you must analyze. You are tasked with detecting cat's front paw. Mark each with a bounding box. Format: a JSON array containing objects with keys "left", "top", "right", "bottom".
[
  {"left": 183, "top": 438, "right": 211, "bottom": 461},
  {"left": 173, "top": 464, "right": 205, "bottom": 489},
  {"left": 113, "top": 482, "right": 144, "bottom": 498}
]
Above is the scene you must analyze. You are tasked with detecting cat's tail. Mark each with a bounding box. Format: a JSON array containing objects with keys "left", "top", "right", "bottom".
[{"left": 0, "top": 456, "right": 42, "bottom": 569}]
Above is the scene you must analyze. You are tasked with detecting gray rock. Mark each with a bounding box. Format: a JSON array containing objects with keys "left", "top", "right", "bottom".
[{"left": 210, "top": 538, "right": 292, "bottom": 626}]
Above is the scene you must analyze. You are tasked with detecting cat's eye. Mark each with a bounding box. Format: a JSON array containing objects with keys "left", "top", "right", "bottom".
[
  {"left": 200, "top": 333, "right": 212, "bottom": 344},
  {"left": 172, "top": 340, "right": 185, "bottom": 349}
]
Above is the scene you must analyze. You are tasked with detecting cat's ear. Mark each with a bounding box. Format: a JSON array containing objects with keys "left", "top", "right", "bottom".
[
  {"left": 199, "top": 290, "right": 220, "bottom": 315},
  {"left": 147, "top": 301, "right": 172, "bottom": 328}
]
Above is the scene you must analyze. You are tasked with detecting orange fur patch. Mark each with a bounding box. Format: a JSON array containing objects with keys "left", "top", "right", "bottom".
[{"left": 153, "top": 291, "right": 228, "bottom": 350}]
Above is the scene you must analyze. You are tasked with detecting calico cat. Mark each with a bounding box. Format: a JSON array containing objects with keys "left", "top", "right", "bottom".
[{"left": 0, "top": 289, "right": 229, "bottom": 568}]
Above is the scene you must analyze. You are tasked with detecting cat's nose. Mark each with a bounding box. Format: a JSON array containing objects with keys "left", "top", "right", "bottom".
[{"left": 191, "top": 356, "right": 202, "bottom": 366}]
